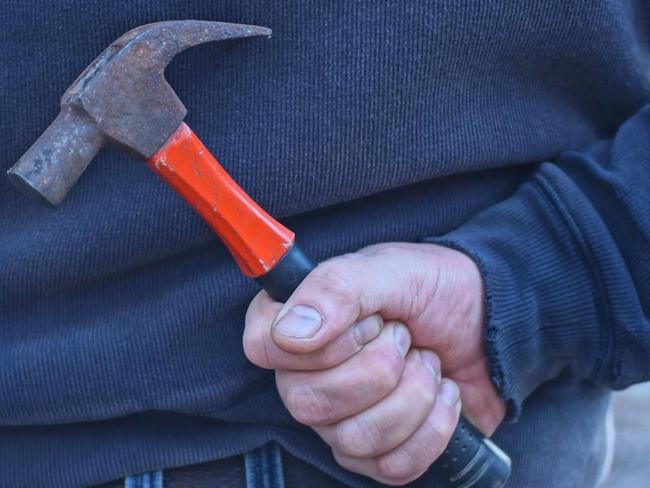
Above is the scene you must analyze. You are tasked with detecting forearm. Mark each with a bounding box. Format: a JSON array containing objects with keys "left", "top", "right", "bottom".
[{"left": 427, "top": 104, "right": 650, "bottom": 418}]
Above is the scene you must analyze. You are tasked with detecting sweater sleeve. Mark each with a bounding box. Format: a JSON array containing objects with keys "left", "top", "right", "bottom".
[{"left": 426, "top": 104, "right": 650, "bottom": 419}]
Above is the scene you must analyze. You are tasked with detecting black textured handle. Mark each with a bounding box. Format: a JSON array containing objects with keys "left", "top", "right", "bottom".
[
  {"left": 256, "top": 244, "right": 511, "bottom": 487},
  {"left": 256, "top": 245, "right": 316, "bottom": 303},
  {"left": 431, "top": 420, "right": 510, "bottom": 488}
]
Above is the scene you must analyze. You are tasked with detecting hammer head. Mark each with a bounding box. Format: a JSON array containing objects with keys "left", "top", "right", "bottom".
[{"left": 7, "top": 20, "right": 271, "bottom": 206}]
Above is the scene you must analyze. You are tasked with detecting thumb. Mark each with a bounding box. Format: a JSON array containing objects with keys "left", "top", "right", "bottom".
[{"left": 271, "top": 246, "right": 437, "bottom": 354}]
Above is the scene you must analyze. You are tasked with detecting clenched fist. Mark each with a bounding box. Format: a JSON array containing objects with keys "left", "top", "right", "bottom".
[{"left": 244, "top": 242, "right": 505, "bottom": 485}]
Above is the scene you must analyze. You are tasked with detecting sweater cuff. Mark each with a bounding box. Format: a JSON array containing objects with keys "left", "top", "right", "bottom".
[{"left": 425, "top": 170, "right": 606, "bottom": 420}]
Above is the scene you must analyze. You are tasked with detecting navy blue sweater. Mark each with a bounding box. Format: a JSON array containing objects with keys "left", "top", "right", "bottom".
[{"left": 1, "top": 1, "right": 649, "bottom": 486}]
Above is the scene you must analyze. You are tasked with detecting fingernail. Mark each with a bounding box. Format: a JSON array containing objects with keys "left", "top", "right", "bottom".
[
  {"left": 393, "top": 323, "right": 410, "bottom": 357},
  {"left": 273, "top": 305, "right": 322, "bottom": 338},
  {"left": 419, "top": 350, "right": 440, "bottom": 380},
  {"left": 353, "top": 315, "right": 382, "bottom": 345},
  {"left": 440, "top": 379, "right": 460, "bottom": 407}
]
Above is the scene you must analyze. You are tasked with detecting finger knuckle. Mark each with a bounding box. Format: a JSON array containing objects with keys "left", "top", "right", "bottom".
[
  {"left": 313, "top": 344, "right": 346, "bottom": 369},
  {"left": 378, "top": 449, "right": 425, "bottom": 484},
  {"left": 284, "top": 383, "right": 336, "bottom": 426},
  {"left": 412, "top": 366, "right": 436, "bottom": 409},
  {"left": 408, "top": 271, "right": 440, "bottom": 317},
  {"left": 431, "top": 410, "right": 457, "bottom": 442},
  {"left": 424, "top": 422, "right": 457, "bottom": 464},
  {"left": 335, "top": 417, "right": 381, "bottom": 457},
  {"left": 312, "top": 257, "right": 361, "bottom": 307},
  {"left": 371, "top": 349, "right": 403, "bottom": 393},
  {"left": 242, "top": 326, "right": 269, "bottom": 368}
]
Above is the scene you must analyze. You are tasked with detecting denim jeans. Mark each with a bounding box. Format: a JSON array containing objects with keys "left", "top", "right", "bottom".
[{"left": 123, "top": 443, "right": 285, "bottom": 488}]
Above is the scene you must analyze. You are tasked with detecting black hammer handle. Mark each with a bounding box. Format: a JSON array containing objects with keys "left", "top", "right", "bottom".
[{"left": 257, "top": 245, "right": 511, "bottom": 488}]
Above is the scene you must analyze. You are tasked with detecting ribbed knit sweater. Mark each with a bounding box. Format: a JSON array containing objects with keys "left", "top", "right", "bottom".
[{"left": 1, "top": 1, "right": 650, "bottom": 486}]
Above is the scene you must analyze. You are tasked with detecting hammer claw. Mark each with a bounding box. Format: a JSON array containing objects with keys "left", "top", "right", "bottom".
[{"left": 106, "top": 20, "right": 272, "bottom": 68}]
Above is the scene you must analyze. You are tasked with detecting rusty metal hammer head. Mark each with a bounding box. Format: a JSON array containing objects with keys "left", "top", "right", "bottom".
[{"left": 7, "top": 20, "right": 270, "bottom": 206}]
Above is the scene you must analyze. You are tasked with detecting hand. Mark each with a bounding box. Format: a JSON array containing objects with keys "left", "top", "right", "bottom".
[{"left": 243, "top": 242, "right": 506, "bottom": 484}]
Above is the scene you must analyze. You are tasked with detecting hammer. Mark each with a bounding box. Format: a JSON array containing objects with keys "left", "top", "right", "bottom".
[{"left": 7, "top": 20, "right": 510, "bottom": 488}]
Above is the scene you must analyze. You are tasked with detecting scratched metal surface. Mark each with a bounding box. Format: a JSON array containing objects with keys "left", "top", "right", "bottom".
[{"left": 7, "top": 20, "right": 270, "bottom": 206}]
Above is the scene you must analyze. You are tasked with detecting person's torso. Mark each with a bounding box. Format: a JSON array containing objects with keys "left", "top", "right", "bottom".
[{"left": 1, "top": 1, "right": 647, "bottom": 485}]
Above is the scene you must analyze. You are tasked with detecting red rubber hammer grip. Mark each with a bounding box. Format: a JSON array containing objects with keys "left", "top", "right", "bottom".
[{"left": 147, "top": 122, "right": 294, "bottom": 278}]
